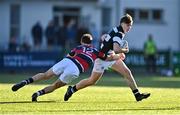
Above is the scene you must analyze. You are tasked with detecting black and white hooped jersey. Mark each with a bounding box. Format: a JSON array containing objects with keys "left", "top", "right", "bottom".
[{"left": 100, "top": 26, "right": 125, "bottom": 54}]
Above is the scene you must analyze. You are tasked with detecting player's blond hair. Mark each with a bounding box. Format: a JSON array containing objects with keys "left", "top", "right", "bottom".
[
  {"left": 120, "top": 14, "right": 133, "bottom": 24},
  {"left": 81, "top": 34, "right": 93, "bottom": 44}
]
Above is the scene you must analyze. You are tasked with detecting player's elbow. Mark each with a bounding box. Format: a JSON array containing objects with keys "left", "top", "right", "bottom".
[{"left": 114, "top": 47, "right": 121, "bottom": 53}]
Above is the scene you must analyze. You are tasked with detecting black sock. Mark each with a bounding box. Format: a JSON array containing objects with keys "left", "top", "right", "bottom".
[
  {"left": 71, "top": 85, "right": 78, "bottom": 93},
  {"left": 23, "top": 78, "right": 34, "bottom": 85},
  {"left": 37, "top": 89, "right": 46, "bottom": 96},
  {"left": 132, "top": 89, "right": 140, "bottom": 96}
]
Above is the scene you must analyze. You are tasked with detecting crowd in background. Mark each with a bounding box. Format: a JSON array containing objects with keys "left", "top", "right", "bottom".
[
  {"left": 8, "top": 19, "right": 100, "bottom": 53},
  {"left": 7, "top": 20, "right": 180, "bottom": 76}
]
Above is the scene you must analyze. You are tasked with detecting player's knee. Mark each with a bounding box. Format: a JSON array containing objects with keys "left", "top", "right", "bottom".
[
  {"left": 43, "top": 73, "right": 50, "bottom": 79},
  {"left": 43, "top": 72, "right": 53, "bottom": 80},
  {"left": 124, "top": 68, "right": 132, "bottom": 76},
  {"left": 37, "top": 72, "right": 49, "bottom": 80}
]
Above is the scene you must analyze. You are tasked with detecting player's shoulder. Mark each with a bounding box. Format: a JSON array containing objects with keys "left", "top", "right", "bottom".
[
  {"left": 77, "top": 44, "right": 85, "bottom": 48},
  {"left": 73, "top": 45, "right": 84, "bottom": 51},
  {"left": 115, "top": 32, "right": 124, "bottom": 38},
  {"left": 87, "top": 46, "right": 98, "bottom": 53},
  {"left": 83, "top": 45, "right": 98, "bottom": 51},
  {"left": 109, "top": 27, "right": 124, "bottom": 39}
]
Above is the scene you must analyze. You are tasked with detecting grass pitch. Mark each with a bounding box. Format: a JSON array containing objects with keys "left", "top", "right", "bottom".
[{"left": 0, "top": 73, "right": 180, "bottom": 115}]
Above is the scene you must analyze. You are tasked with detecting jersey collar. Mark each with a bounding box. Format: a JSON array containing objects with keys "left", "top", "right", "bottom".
[{"left": 117, "top": 26, "right": 124, "bottom": 34}]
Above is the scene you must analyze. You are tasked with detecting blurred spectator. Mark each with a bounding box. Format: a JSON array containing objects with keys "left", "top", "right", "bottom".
[
  {"left": 45, "top": 20, "right": 55, "bottom": 50},
  {"left": 143, "top": 34, "right": 157, "bottom": 73},
  {"left": 58, "top": 25, "right": 67, "bottom": 48},
  {"left": 76, "top": 23, "right": 89, "bottom": 45},
  {"left": 54, "top": 26, "right": 60, "bottom": 46},
  {"left": 66, "top": 19, "right": 77, "bottom": 51},
  {"left": 20, "top": 36, "right": 31, "bottom": 51},
  {"left": 53, "top": 21, "right": 66, "bottom": 51},
  {"left": 20, "top": 40, "right": 31, "bottom": 51},
  {"left": 8, "top": 37, "right": 17, "bottom": 52},
  {"left": 31, "top": 21, "right": 43, "bottom": 49}
]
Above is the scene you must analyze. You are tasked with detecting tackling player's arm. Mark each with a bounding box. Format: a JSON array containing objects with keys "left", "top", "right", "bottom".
[
  {"left": 67, "top": 48, "right": 77, "bottom": 58},
  {"left": 97, "top": 51, "right": 122, "bottom": 61},
  {"left": 106, "top": 52, "right": 126, "bottom": 61},
  {"left": 67, "top": 51, "right": 76, "bottom": 57},
  {"left": 106, "top": 54, "right": 120, "bottom": 61}
]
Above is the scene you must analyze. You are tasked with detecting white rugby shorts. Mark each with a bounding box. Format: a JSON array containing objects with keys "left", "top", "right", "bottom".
[
  {"left": 52, "top": 58, "right": 80, "bottom": 84},
  {"left": 92, "top": 58, "right": 116, "bottom": 73}
]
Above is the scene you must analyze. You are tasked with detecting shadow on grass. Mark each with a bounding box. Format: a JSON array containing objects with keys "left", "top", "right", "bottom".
[
  {"left": 0, "top": 100, "right": 56, "bottom": 104},
  {"left": 63, "top": 100, "right": 133, "bottom": 104},
  {"left": 45, "top": 107, "right": 180, "bottom": 112}
]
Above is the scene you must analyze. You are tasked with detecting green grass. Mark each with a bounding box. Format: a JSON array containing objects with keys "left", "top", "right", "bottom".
[{"left": 0, "top": 73, "right": 180, "bottom": 115}]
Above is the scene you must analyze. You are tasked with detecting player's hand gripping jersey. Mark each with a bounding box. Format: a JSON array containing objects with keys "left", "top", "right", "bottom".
[{"left": 66, "top": 45, "right": 107, "bottom": 73}]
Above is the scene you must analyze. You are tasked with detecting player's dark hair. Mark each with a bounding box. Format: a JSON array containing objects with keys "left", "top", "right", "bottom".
[
  {"left": 81, "top": 34, "right": 93, "bottom": 44},
  {"left": 120, "top": 14, "right": 133, "bottom": 24}
]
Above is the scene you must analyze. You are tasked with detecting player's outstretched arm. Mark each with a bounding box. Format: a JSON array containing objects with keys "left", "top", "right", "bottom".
[{"left": 106, "top": 53, "right": 126, "bottom": 61}]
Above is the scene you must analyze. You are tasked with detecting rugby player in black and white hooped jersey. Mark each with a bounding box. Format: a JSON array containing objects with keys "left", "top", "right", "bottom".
[
  {"left": 11, "top": 34, "right": 121, "bottom": 102},
  {"left": 64, "top": 14, "right": 150, "bottom": 102}
]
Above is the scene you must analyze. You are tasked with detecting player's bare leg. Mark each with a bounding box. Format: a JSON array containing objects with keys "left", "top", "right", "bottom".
[
  {"left": 12, "top": 68, "right": 55, "bottom": 91},
  {"left": 32, "top": 79, "right": 66, "bottom": 102},
  {"left": 64, "top": 72, "right": 103, "bottom": 101},
  {"left": 111, "top": 59, "right": 150, "bottom": 101}
]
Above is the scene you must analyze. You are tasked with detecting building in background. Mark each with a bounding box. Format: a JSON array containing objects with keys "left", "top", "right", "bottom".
[{"left": 0, "top": 0, "right": 180, "bottom": 51}]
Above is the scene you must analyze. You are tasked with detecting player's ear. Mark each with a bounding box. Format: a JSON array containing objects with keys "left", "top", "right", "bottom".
[{"left": 120, "top": 22, "right": 124, "bottom": 27}]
